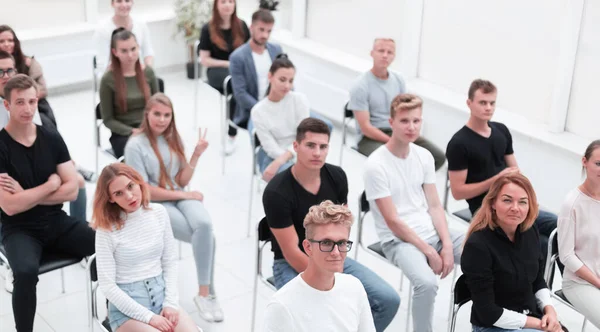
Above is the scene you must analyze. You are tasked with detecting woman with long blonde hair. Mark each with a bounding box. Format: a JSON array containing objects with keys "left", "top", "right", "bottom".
[
  {"left": 461, "top": 173, "right": 563, "bottom": 332},
  {"left": 92, "top": 163, "right": 197, "bottom": 332},
  {"left": 124, "top": 93, "right": 223, "bottom": 322}
]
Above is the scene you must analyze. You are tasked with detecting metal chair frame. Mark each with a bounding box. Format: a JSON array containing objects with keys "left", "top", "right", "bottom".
[{"left": 250, "top": 217, "right": 278, "bottom": 332}]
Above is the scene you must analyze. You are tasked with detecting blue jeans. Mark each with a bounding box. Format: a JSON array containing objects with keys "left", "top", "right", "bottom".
[
  {"left": 108, "top": 275, "right": 166, "bottom": 331},
  {"left": 69, "top": 187, "right": 87, "bottom": 222},
  {"left": 257, "top": 148, "right": 294, "bottom": 174},
  {"left": 473, "top": 326, "right": 541, "bottom": 332},
  {"left": 273, "top": 258, "right": 400, "bottom": 332},
  {"left": 535, "top": 210, "right": 557, "bottom": 266}
]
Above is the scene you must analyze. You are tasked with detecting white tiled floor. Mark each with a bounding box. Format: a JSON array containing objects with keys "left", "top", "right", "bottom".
[{"left": 0, "top": 71, "right": 597, "bottom": 332}]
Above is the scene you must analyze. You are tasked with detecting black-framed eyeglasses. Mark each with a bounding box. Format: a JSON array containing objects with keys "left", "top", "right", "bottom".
[
  {"left": 308, "top": 239, "right": 353, "bottom": 252},
  {"left": 0, "top": 68, "right": 16, "bottom": 78}
]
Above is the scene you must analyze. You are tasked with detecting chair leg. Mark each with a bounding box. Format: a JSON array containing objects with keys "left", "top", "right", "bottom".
[
  {"left": 399, "top": 272, "right": 404, "bottom": 292},
  {"left": 61, "top": 268, "right": 66, "bottom": 294},
  {"left": 179, "top": 241, "right": 183, "bottom": 260},
  {"left": 221, "top": 93, "right": 226, "bottom": 175},
  {"left": 247, "top": 177, "right": 255, "bottom": 238},
  {"left": 582, "top": 318, "right": 587, "bottom": 332},
  {"left": 449, "top": 306, "right": 459, "bottom": 332},
  {"left": 448, "top": 268, "right": 458, "bottom": 325},
  {"left": 406, "top": 285, "right": 413, "bottom": 332}
]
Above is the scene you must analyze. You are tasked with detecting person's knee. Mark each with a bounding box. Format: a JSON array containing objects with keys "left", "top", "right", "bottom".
[
  {"left": 12, "top": 261, "right": 39, "bottom": 285},
  {"left": 413, "top": 274, "right": 438, "bottom": 295}
]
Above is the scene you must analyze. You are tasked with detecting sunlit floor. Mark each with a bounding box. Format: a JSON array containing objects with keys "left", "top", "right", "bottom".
[{"left": 0, "top": 70, "right": 596, "bottom": 332}]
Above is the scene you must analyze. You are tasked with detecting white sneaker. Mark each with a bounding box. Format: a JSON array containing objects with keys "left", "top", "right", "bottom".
[
  {"left": 4, "top": 269, "right": 13, "bottom": 293},
  {"left": 209, "top": 296, "right": 224, "bottom": 322},
  {"left": 224, "top": 136, "right": 236, "bottom": 155},
  {"left": 194, "top": 295, "right": 215, "bottom": 322}
]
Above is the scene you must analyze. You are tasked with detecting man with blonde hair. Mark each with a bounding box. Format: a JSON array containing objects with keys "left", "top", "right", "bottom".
[
  {"left": 263, "top": 118, "right": 399, "bottom": 331},
  {"left": 364, "top": 93, "right": 464, "bottom": 332},
  {"left": 348, "top": 38, "right": 445, "bottom": 170},
  {"left": 263, "top": 201, "right": 375, "bottom": 332}
]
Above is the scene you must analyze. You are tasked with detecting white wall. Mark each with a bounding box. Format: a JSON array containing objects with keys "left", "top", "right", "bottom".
[
  {"left": 566, "top": 0, "right": 600, "bottom": 140},
  {"left": 419, "top": 0, "right": 564, "bottom": 125},
  {"left": 306, "top": 0, "right": 406, "bottom": 72},
  {"left": 2, "top": 0, "right": 87, "bottom": 30}
]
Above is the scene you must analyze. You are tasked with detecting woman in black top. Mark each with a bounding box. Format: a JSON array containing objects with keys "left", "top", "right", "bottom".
[
  {"left": 461, "top": 173, "right": 563, "bottom": 332},
  {"left": 199, "top": 0, "right": 250, "bottom": 146}
]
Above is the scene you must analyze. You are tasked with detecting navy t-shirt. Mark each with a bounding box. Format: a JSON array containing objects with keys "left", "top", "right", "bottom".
[
  {"left": 0, "top": 125, "right": 71, "bottom": 227},
  {"left": 262, "top": 164, "right": 349, "bottom": 260},
  {"left": 446, "top": 121, "right": 514, "bottom": 214}
]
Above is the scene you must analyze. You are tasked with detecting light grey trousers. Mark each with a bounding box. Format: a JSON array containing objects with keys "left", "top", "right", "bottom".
[
  {"left": 382, "top": 229, "right": 465, "bottom": 332},
  {"left": 563, "top": 279, "right": 600, "bottom": 329},
  {"left": 159, "top": 199, "right": 216, "bottom": 295}
]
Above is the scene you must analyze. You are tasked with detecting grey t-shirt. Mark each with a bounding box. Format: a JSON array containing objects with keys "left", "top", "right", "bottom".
[
  {"left": 348, "top": 71, "right": 406, "bottom": 129},
  {"left": 124, "top": 133, "right": 183, "bottom": 190}
]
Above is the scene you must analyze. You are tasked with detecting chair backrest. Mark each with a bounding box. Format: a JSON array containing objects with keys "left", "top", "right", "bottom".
[
  {"left": 453, "top": 274, "right": 471, "bottom": 306},
  {"left": 344, "top": 102, "right": 354, "bottom": 119},
  {"left": 545, "top": 229, "right": 560, "bottom": 287},
  {"left": 89, "top": 254, "right": 98, "bottom": 282},
  {"left": 95, "top": 104, "right": 102, "bottom": 120},
  {"left": 360, "top": 191, "right": 370, "bottom": 213},
  {"left": 258, "top": 217, "right": 272, "bottom": 242}
]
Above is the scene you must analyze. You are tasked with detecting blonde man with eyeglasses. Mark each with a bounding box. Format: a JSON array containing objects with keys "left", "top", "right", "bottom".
[{"left": 263, "top": 200, "right": 375, "bottom": 332}]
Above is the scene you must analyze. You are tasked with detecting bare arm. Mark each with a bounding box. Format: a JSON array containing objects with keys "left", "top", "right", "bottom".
[
  {"left": 176, "top": 128, "right": 208, "bottom": 188},
  {"left": 375, "top": 196, "right": 437, "bottom": 256},
  {"left": 199, "top": 50, "right": 229, "bottom": 68},
  {"left": 147, "top": 185, "right": 186, "bottom": 202},
  {"left": 40, "top": 160, "right": 79, "bottom": 205},
  {"left": 448, "top": 169, "right": 502, "bottom": 201},
  {"left": 270, "top": 226, "right": 309, "bottom": 273},
  {"left": 504, "top": 154, "right": 518, "bottom": 167},
  {"left": 354, "top": 111, "right": 390, "bottom": 143},
  {"left": 143, "top": 56, "right": 154, "bottom": 68},
  {"left": 0, "top": 176, "right": 58, "bottom": 216},
  {"left": 423, "top": 184, "right": 452, "bottom": 246}
]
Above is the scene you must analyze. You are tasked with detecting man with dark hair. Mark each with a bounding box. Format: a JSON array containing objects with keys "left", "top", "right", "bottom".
[
  {"left": 228, "top": 9, "right": 282, "bottom": 154},
  {"left": 348, "top": 38, "right": 446, "bottom": 170},
  {"left": 262, "top": 118, "right": 400, "bottom": 332},
  {"left": 446, "top": 78, "right": 557, "bottom": 260},
  {"left": 0, "top": 74, "right": 95, "bottom": 332}
]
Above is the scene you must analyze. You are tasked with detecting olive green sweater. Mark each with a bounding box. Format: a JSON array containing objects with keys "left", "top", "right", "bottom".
[{"left": 99, "top": 67, "right": 158, "bottom": 136}]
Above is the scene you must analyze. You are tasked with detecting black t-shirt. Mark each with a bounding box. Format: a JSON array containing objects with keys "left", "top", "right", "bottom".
[
  {"left": 461, "top": 225, "right": 546, "bottom": 327},
  {"left": 0, "top": 126, "right": 71, "bottom": 227},
  {"left": 262, "top": 164, "right": 349, "bottom": 260},
  {"left": 199, "top": 21, "right": 250, "bottom": 61},
  {"left": 446, "top": 121, "right": 514, "bottom": 214}
]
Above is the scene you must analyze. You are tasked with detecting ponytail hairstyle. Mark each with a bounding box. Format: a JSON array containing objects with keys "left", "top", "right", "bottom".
[
  {"left": 110, "top": 28, "right": 150, "bottom": 113},
  {"left": 582, "top": 139, "right": 600, "bottom": 178},
  {"left": 464, "top": 173, "right": 539, "bottom": 242},
  {"left": 138, "top": 93, "right": 187, "bottom": 189},
  {"left": 209, "top": 0, "right": 246, "bottom": 51},
  {"left": 0, "top": 25, "right": 28, "bottom": 75},
  {"left": 265, "top": 53, "right": 294, "bottom": 96}
]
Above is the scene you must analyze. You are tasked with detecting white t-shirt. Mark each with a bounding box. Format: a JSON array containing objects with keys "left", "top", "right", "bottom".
[
  {"left": 0, "top": 97, "right": 42, "bottom": 128},
  {"left": 263, "top": 273, "right": 375, "bottom": 332},
  {"left": 251, "top": 50, "right": 272, "bottom": 100},
  {"left": 363, "top": 143, "right": 437, "bottom": 244},
  {"left": 251, "top": 91, "right": 310, "bottom": 159},
  {"left": 93, "top": 16, "right": 155, "bottom": 75}
]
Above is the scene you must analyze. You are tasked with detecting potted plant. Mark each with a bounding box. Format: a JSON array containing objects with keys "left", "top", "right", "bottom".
[
  {"left": 174, "top": 0, "right": 213, "bottom": 79},
  {"left": 259, "top": 0, "right": 280, "bottom": 11}
]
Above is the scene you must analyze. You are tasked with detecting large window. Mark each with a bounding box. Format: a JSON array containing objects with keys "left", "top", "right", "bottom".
[
  {"left": 306, "top": 0, "right": 407, "bottom": 71},
  {"left": 419, "top": 0, "right": 564, "bottom": 125},
  {"left": 4, "top": 0, "right": 86, "bottom": 31},
  {"left": 566, "top": 0, "right": 600, "bottom": 140}
]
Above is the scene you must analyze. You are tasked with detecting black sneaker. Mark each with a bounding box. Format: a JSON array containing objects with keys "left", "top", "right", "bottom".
[
  {"left": 77, "top": 167, "right": 97, "bottom": 183},
  {"left": 102, "top": 317, "right": 112, "bottom": 331}
]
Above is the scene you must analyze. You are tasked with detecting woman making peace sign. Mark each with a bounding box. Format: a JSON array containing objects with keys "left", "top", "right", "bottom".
[{"left": 124, "top": 93, "right": 223, "bottom": 323}]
